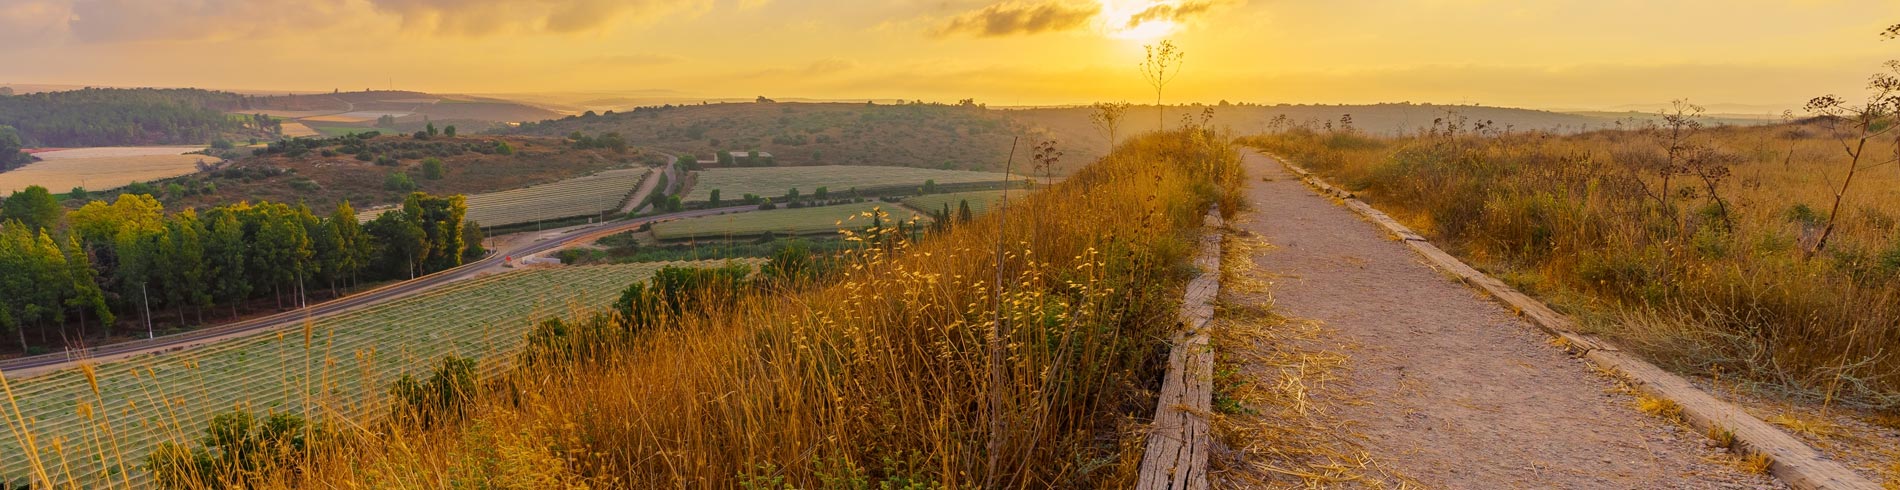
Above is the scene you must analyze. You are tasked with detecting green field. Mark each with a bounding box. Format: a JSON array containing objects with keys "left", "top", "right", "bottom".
[
  {"left": 651, "top": 202, "right": 927, "bottom": 240},
  {"left": 900, "top": 190, "right": 1014, "bottom": 216},
  {"left": 358, "top": 168, "right": 650, "bottom": 227},
  {"left": 0, "top": 261, "right": 730, "bottom": 485},
  {"left": 683, "top": 165, "right": 1010, "bottom": 203}
]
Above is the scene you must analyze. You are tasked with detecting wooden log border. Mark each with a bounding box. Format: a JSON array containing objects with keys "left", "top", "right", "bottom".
[
  {"left": 1264, "top": 151, "right": 1879, "bottom": 490},
  {"left": 1135, "top": 207, "right": 1224, "bottom": 490}
]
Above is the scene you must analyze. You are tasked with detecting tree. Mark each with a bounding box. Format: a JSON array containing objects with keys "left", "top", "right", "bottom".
[
  {"left": 2, "top": 185, "right": 64, "bottom": 232},
  {"left": 1089, "top": 102, "right": 1131, "bottom": 146},
  {"left": 61, "top": 235, "right": 111, "bottom": 337},
  {"left": 1803, "top": 60, "right": 1900, "bottom": 257},
  {"left": 814, "top": 187, "right": 829, "bottom": 202},
  {"left": 326, "top": 201, "right": 372, "bottom": 289},
  {"left": 426, "top": 122, "right": 438, "bottom": 137},
  {"left": 709, "top": 189, "right": 722, "bottom": 206},
  {"left": 421, "top": 157, "right": 445, "bottom": 180},
  {"left": 495, "top": 140, "right": 515, "bottom": 155},
  {"left": 958, "top": 199, "right": 974, "bottom": 224},
  {"left": 717, "top": 150, "right": 734, "bottom": 166},
  {"left": 367, "top": 210, "right": 428, "bottom": 279},
  {"left": 0, "top": 125, "right": 30, "bottom": 171},
  {"left": 158, "top": 210, "right": 211, "bottom": 323},
  {"left": 1140, "top": 40, "right": 1185, "bottom": 130},
  {"left": 443, "top": 125, "right": 457, "bottom": 138},
  {"left": 403, "top": 192, "right": 467, "bottom": 273},
  {"left": 203, "top": 208, "right": 250, "bottom": 318},
  {"left": 461, "top": 221, "right": 486, "bottom": 261},
  {"left": 385, "top": 172, "right": 417, "bottom": 191}
]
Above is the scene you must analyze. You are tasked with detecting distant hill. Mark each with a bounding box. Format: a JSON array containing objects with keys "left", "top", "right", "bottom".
[
  {"left": 0, "top": 88, "right": 257, "bottom": 147},
  {"left": 155, "top": 134, "right": 654, "bottom": 215},
  {"left": 502, "top": 102, "right": 1034, "bottom": 172},
  {"left": 243, "top": 90, "right": 562, "bottom": 134}
]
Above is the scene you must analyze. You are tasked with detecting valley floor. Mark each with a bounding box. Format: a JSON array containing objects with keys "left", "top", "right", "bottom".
[{"left": 1210, "top": 151, "right": 1781, "bottom": 488}]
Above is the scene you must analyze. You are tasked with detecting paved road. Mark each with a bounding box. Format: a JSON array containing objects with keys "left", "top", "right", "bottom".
[{"left": 0, "top": 204, "right": 758, "bottom": 379}]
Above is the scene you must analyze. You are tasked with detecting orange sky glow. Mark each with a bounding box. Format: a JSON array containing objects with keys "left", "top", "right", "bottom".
[{"left": 0, "top": 0, "right": 1892, "bottom": 112}]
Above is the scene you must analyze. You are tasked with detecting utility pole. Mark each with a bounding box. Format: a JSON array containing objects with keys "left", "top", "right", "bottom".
[{"left": 141, "top": 283, "right": 154, "bottom": 339}]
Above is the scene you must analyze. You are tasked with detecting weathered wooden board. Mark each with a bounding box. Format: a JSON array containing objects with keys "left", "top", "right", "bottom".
[
  {"left": 1259, "top": 150, "right": 1880, "bottom": 490},
  {"left": 1136, "top": 209, "right": 1224, "bottom": 490}
]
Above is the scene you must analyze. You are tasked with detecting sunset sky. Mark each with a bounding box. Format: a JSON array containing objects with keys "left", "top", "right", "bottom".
[{"left": 0, "top": 0, "right": 1892, "bottom": 111}]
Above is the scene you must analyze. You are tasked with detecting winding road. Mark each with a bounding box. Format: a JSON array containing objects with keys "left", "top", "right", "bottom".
[{"left": 0, "top": 164, "right": 742, "bottom": 379}]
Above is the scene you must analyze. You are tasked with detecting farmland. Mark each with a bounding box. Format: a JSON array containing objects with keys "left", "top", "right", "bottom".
[
  {"left": 683, "top": 165, "right": 1009, "bottom": 203},
  {"left": 356, "top": 167, "right": 650, "bottom": 227},
  {"left": 0, "top": 147, "right": 210, "bottom": 194},
  {"left": 0, "top": 261, "right": 731, "bottom": 486},
  {"left": 650, "top": 201, "right": 920, "bottom": 240},
  {"left": 901, "top": 189, "right": 1011, "bottom": 216}
]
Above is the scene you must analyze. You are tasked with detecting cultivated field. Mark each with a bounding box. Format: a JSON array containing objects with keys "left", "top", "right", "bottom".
[
  {"left": 0, "top": 261, "right": 727, "bottom": 486},
  {"left": 278, "top": 121, "right": 321, "bottom": 138},
  {"left": 650, "top": 201, "right": 920, "bottom": 240},
  {"left": 683, "top": 165, "right": 1010, "bottom": 203},
  {"left": 901, "top": 189, "right": 1012, "bottom": 216},
  {"left": 357, "top": 167, "right": 650, "bottom": 227},
  {"left": 0, "top": 148, "right": 210, "bottom": 194}
]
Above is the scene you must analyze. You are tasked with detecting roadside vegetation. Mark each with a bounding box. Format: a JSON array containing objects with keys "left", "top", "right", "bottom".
[
  {"left": 173, "top": 129, "right": 1242, "bottom": 488},
  {"left": 1246, "top": 109, "right": 1900, "bottom": 412}
]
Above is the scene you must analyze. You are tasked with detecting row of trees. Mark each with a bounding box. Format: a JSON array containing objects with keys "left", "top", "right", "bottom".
[{"left": 0, "top": 187, "right": 482, "bottom": 351}]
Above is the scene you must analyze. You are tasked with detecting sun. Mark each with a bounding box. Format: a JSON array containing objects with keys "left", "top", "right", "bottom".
[{"left": 1098, "top": 0, "right": 1181, "bottom": 42}]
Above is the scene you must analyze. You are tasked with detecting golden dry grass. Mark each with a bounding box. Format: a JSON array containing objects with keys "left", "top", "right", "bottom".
[
  {"left": 97, "top": 130, "right": 1245, "bottom": 489},
  {"left": 1245, "top": 121, "right": 1900, "bottom": 412},
  {"left": 0, "top": 153, "right": 209, "bottom": 194}
]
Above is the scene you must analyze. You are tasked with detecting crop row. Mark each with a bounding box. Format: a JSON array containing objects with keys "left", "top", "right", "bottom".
[
  {"left": 682, "top": 165, "right": 1010, "bottom": 203},
  {"left": 650, "top": 202, "right": 925, "bottom": 241},
  {"left": 0, "top": 261, "right": 706, "bottom": 487}
]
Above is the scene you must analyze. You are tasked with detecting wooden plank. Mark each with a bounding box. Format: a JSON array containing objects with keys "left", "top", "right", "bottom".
[
  {"left": 1258, "top": 150, "right": 1881, "bottom": 490},
  {"left": 1136, "top": 208, "right": 1223, "bottom": 490}
]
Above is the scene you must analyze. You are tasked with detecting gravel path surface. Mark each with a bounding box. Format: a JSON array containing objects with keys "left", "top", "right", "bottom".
[{"left": 1223, "top": 150, "right": 1781, "bottom": 489}]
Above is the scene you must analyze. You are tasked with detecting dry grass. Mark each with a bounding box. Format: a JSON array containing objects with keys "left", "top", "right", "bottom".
[
  {"left": 1245, "top": 121, "right": 1900, "bottom": 412},
  {"left": 123, "top": 130, "right": 1243, "bottom": 489}
]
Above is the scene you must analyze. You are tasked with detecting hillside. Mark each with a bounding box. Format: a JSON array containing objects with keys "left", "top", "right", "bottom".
[
  {"left": 0, "top": 88, "right": 260, "bottom": 147},
  {"left": 501, "top": 101, "right": 1648, "bottom": 175},
  {"left": 503, "top": 101, "right": 1038, "bottom": 172},
  {"left": 156, "top": 133, "right": 654, "bottom": 214},
  {"left": 243, "top": 90, "right": 564, "bottom": 135}
]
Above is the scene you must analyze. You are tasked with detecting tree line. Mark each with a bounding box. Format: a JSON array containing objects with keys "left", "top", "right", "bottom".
[
  {"left": 0, "top": 88, "right": 250, "bottom": 147},
  {"left": 0, "top": 187, "right": 483, "bottom": 352}
]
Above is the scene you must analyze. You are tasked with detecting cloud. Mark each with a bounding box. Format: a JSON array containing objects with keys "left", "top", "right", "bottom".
[
  {"left": 0, "top": 1, "right": 69, "bottom": 43},
  {"left": 936, "top": 1, "right": 1101, "bottom": 38},
  {"left": 367, "top": 0, "right": 710, "bottom": 35},
  {"left": 1124, "top": 0, "right": 1227, "bottom": 28},
  {"left": 65, "top": 0, "right": 353, "bottom": 43}
]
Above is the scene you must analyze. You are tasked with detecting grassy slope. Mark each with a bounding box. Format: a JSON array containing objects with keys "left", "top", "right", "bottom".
[
  {"left": 279, "top": 130, "right": 1242, "bottom": 488},
  {"left": 651, "top": 201, "right": 921, "bottom": 240}
]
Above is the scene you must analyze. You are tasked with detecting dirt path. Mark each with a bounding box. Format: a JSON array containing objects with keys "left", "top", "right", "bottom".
[{"left": 1217, "top": 151, "right": 1780, "bottom": 488}]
